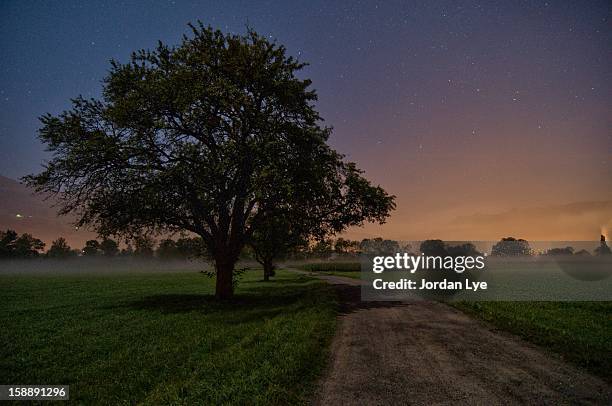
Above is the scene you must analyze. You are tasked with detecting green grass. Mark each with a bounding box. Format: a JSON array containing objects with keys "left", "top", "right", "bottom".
[
  {"left": 0, "top": 270, "right": 337, "bottom": 405},
  {"left": 297, "top": 262, "right": 362, "bottom": 280},
  {"left": 298, "top": 262, "right": 360, "bottom": 273},
  {"left": 454, "top": 301, "right": 612, "bottom": 381},
  {"left": 320, "top": 271, "right": 361, "bottom": 279}
]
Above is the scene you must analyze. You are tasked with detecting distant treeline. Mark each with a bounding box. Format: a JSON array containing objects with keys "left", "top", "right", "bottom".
[
  {"left": 0, "top": 230, "right": 205, "bottom": 260},
  {"left": 1, "top": 230, "right": 610, "bottom": 260}
]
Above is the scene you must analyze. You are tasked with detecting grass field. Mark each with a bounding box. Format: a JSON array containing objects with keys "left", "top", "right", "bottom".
[
  {"left": 0, "top": 270, "right": 337, "bottom": 405},
  {"left": 454, "top": 301, "right": 612, "bottom": 380}
]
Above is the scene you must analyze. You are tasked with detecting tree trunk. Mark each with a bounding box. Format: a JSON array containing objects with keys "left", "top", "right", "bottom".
[
  {"left": 215, "top": 260, "right": 234, "bottom": 300},
  {"left": 263, "top": 260, "right": 273, "bottom": 282}
]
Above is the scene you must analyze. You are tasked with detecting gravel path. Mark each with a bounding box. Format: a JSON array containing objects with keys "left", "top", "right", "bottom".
[{"left": 301, "top": 272, "right": 611, "bottom": 405}]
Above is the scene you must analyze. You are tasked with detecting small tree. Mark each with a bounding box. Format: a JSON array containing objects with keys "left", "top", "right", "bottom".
[
  {"left": 248, "top": 157, "right": 394, "bottom": 279},
  {"left": 250, "top": 215, "right": 306, "bottom": 281},
  {"left": 47, "top": 237, "right": 74, "bottom": 258}
]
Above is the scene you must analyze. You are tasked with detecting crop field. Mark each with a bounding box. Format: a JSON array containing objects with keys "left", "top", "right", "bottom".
[
  {"left": 453, "top": 301, "right": 612, "bottom": 380},
  {"left": 0, "top": 270, "right": 337, "bottom": 405}
]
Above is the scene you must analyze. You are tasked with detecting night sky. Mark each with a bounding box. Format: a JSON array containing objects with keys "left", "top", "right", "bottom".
[{"left": 1, "top": 0, "right": 610, "bottom": 241}]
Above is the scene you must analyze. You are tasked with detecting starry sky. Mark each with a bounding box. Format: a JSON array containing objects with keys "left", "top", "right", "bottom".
[{"left": 1, "top": 0, "right": 611, "bottom": 242}]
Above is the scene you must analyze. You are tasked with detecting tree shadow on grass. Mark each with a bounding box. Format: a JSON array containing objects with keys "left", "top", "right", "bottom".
[
  {"left": 119, "top": 274, "right": 407, "bottom": 321},
  {"left": 122, "top": 279, "right": 322, "bottom": 323}
]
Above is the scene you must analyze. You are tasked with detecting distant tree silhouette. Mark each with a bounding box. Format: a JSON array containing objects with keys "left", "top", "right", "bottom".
[
  {"left": 15, "top": 235, "right": 43, "bottom": 257},
  {"left": 25, "top": 24, "right": 394, "bottom": 298},
  {"left": 310, "top": 240, "right": 334, "bottom": 259},
  {"left": 491, "top": 237, "right": 532, "bottom": 257},
  {"left": 361, "top": 238, "right": 400, "bottom": 255},
  {"left": 544, "top": 246, "right": 574, "bottom": 256},
  {"left": 120, "top": 244, "right": 134, "bottom": 257},
  {"left": 82, "top": 240, "right": 101, "bottom": 256},
  {"left": 419, "top": 240, "right": 448, "bottom": 256},
  {"left": 334, "top": 238, "right": 360, "bottom": 255},
  {"left": 133, "top": 235, "right": 155, "bottom": 258},
  {"left": 0, "top": 229, "right": 19, "bottom": 258},
  {"left": 446, "top": 243, "right": 482, "bottom": 257},
  {"left": 157, "top": 238, "right": 180, "bottom": 259},
  {"left": 156, "top": 237, "right": 204, "bottom": 260},
  {"left": 47, "top": 237, "right": 74, "bottom": 258},
  {"left": 419, "top": 240, "right": 482, "bottom": 258},
  {"left": 175, "top": 237, "right": 206, "bottom": 259},
  {"left": 574, "top": 249, "right": 591, "bottom": 256},
  {"left": 0, "top": 230, "right": 46, "bottom": 258},
  {"left": 594, "top": 235, "right": 611, "bottom": 256},
  {"left": 100, "top": 238, "right": 119, "bottom": 257}
]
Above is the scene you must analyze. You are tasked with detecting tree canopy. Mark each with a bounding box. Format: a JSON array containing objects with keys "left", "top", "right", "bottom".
[
  {"left": 26, "top": 23, "right": 395, "bottom": 298},
  {"left": 0, "top": 230, "right": 45, "bottom": 258}
]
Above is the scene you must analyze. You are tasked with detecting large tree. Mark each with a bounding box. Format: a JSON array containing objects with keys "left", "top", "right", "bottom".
[{"left": 26, "top": 23, "right": 394, "bottom": 298}]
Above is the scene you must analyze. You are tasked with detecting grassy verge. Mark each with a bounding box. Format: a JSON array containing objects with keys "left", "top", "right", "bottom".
[
  {"left": 321, "top": 271, "right": 361, "bottom": 279},
  {"left": 454, "top": 301, "right": 612, "bottom": 381},
  {"left": 0, "top": 270, "right": 337, "bottom": 404},
  {"left": 298, "top": 262, "right": 361, "bottom": 279}
]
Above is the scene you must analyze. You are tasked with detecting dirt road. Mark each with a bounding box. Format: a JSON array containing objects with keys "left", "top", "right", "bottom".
[{"left": 306, "top": 273, "right": 611, "bottom": 405}]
